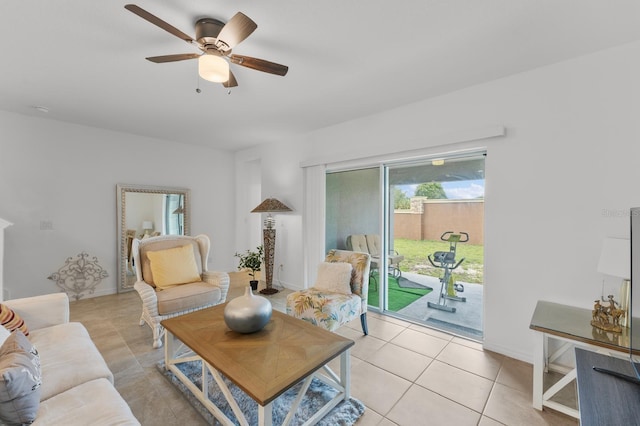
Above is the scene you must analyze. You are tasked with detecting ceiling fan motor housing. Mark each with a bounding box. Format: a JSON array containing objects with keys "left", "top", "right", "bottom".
[{"left": 195, "top": 18, "right": 226, "bottom": 52}]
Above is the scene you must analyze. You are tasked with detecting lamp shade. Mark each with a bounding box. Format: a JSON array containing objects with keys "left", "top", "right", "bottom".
[
  {"left": 198, "top": 54, "right": 229, "bottom": 83},
  {"left": 142, "top": 221, "right": 153, "bottom": 230},
  {"left": 597, "top": 237, "right": 630, "bottom": 279},
  {"left": 251, "top": 198, "right": 292, "bottom": 213}
]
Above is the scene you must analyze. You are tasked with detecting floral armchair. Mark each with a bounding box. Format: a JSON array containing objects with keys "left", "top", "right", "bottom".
[
  {"left": 132, "top": 234, "right": 229, "bottom": 348},
  {"left": 286, "top": 249, "right": 371, "bottom": 335}
]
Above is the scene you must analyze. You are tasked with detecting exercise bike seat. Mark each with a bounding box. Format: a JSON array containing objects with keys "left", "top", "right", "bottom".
[{"left": 433, "top": 251, "right": 456, "bottom": 264}]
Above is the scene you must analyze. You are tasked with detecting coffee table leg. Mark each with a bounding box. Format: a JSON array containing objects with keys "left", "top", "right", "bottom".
[
  {"left": 164, "top": 329, "right": 175, "bottom": 369},
  {"left": 258, "top": 403, "right": 273, "bottom": 426},
  {"left": 340, "top": 349, "right": 351, "bottom": 400}
]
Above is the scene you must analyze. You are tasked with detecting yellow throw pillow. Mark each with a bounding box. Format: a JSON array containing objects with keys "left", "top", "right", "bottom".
[{"left": 146, "top": 245, "right": 201, "bottom": 290}]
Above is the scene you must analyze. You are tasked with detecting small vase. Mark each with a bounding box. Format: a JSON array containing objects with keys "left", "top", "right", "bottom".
[{"left": 224, "top": 286, "right": 272, "bottom": 333}]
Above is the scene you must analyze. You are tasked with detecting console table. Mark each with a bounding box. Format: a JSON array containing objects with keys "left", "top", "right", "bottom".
[{"left": 529, "top": 300, "right": 639, "bottom": 419}]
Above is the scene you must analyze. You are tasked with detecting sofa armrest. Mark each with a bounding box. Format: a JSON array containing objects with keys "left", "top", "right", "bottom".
[
  {"left": 3, "top": 293, "right": 70, "bottom": 331},
  {"left": 203, "top": 270, "right": 230, "bottom": 302}
]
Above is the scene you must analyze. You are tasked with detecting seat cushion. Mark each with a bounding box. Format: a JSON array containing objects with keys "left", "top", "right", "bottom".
[
  {"left": 286, "top": 289, "right": 362, "bottom": 332},
  {"left": 156, "top": 281, "right": 222, "bottom": 316},
  {"left": 34, "top": 378, "right": 139, "bottom": 425},
  {"left": 29, "top": 323, "right": 113, "bottom": 401}
]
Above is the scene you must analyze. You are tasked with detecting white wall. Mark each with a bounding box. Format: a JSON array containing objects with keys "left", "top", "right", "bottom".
[
  {"left": 235, "top": 141, "right": 305, "bottom": 288},
  {"left": 0, "top": 111, "right": 236, "bottom": 299},
  {"left": 236, "top": 40, "right": 640, "bottom": 362}
]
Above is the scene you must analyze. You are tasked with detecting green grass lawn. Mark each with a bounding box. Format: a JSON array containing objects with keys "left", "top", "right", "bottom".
[
  {"left": 368, "top": 272, "right": 432, "bottom": 312},
  {"left": 393, "top": 238, "right": 484, "bottom": 284}
]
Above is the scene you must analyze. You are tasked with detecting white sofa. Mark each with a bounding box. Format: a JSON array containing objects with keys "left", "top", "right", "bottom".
[{"left": 3, "top": 293, "right": 139, "bottom": 425}]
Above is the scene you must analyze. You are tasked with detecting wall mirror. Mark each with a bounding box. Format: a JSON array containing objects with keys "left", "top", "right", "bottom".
[{"left": 116, "top": 184, "right": 191, "bottom": 292}]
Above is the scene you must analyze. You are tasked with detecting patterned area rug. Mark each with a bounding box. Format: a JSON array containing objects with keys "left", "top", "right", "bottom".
[{"left": 157, "top": 360, "right": 365, "bottom": 425}]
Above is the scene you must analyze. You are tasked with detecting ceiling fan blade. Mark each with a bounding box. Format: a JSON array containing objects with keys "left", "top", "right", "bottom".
[
  {"left": 146, "top": 53, "right": 200, "bottom": 63},
  {"left": 125, "top": 4, "right": 194, "bottom": 44},
  {"left": 223, "top": 71, "right": 238, "bottom": 88},
  {"left": 230, "top": 55, "right": 288, "bottom": 76},
  {"left": 216, "top": 12, "right": 257, "bottom": 51}
]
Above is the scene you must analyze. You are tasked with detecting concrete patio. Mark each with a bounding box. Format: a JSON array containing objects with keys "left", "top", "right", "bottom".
[{"left": 384, "top": 271, "right": 484, "bottom": 341}]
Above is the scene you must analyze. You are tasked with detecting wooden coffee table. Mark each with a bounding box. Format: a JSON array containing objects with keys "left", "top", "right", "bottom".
[{"left": 161, "top": 304, "right": 355, "bottom": 426}]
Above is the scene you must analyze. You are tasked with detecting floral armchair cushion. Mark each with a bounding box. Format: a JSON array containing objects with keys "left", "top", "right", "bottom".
[
  {"left": 285, "top": 289, "right": 362, "bottom": 332},
  {"left": 286, "top": 249, "right": 371, "bottom": 334}
]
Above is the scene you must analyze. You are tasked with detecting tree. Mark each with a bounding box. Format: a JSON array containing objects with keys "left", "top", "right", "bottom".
[
  {"left": 393, "top": 187, "right": 410, "bottom": 209},
  {"left": 415, "top": 182, "right": 447, "bottom": 199}
]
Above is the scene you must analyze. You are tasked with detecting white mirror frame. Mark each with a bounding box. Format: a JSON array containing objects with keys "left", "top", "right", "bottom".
[{"left": 116, "top": 184, "right": 191, "bottom": 293}]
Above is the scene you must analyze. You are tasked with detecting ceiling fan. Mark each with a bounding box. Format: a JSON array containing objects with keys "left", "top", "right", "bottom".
[{"left": 125, "top": 4, "right": 288, "bottom": 88}]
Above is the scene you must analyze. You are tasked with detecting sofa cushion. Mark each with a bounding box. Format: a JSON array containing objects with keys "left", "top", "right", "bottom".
[
  {"left": 146, "top": 245, "right": 201, "bottom": 290},
  {"left": 34, "top": 378, "right": 139, "bottom": 425},
  {"left": 28, "top": 323, "right": 113, "bottom": 401},
  {"left": 0, "top": 304, "right": 29, "bottom": 336},
  {"left": 314, "top": 262, "right": 353, "bottom": 294},
  {"left": 365, "top": 234, "right": 381, "bottom": 257},
  {"left": 156, "top": 282, "right": 221, "bottom": 315},
  {"left": 346, "top": 234, "right": 369, "bottom": 253},
  {"left": 0, "top": 331, "right": 42, "bottom": 425}
]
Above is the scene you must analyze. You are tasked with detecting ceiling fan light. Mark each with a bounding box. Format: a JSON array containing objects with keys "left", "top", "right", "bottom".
[{"left": 198, "top": 55, "right": 229, "bottom": 83}]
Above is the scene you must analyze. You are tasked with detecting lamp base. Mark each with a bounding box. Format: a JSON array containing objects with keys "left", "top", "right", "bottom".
[{"left": 259, "top": 287, "right": 279, "bottom": 295}]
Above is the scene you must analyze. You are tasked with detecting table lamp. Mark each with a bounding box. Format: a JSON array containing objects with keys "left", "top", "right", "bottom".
[
  {"left": 597, "top": 237, "right": 630, "bottom": 327},
  {"left": 251, "top": 198, "right": 292, "bottom": 294},
  {"left": 142, "top": 221, "right": 154, "bottom": 236}
]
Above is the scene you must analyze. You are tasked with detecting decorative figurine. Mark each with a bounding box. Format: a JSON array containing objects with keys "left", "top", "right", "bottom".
[{"left": 591, "top": 295, "right": 625, "bottom": 333}]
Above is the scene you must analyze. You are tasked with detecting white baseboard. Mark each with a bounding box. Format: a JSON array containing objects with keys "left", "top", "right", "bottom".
[{"left": 482, "top": 339, "right": 532, "bottom": 365}]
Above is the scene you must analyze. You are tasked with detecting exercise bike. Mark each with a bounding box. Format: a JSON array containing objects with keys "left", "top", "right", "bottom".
[{"left": 427, "top": 231, "right": 468, "bottom": 313}]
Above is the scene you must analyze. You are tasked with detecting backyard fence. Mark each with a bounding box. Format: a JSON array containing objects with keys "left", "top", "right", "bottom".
[{"left": 394, "top": 198, "right": 484, "bottom": 245}]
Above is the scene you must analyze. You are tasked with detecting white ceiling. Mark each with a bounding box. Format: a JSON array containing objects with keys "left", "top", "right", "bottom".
[{"left": 2, "top": 1, "right": 640, "bottom": 151}]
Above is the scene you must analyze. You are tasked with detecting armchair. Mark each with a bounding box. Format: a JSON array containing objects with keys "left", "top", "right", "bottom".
[
  {"left": 346, "top": 234, "right": 404, "bottom": 290},
  {"left": 286, "top": 249, "right": 371, "bottom": 335},
  {"left": 132, "top": 234, "right": 229, "bottom": 348}
]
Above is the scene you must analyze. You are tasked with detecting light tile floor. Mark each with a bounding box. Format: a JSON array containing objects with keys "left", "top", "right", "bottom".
[{"left": 69, "top": 285, "right": 578, "bottom": 426}]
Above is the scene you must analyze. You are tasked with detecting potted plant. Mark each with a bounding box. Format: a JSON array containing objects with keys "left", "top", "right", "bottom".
[{"left": 234, "top": 245, "right": 264, "bottom": 291}]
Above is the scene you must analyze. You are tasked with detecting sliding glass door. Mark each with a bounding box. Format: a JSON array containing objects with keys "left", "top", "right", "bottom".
[
  {"left": 384, "top": 153, "right": 485, "bottom": 340},
  {"left": 325, "top": 151, "right": 485, "bottom": 340}
]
